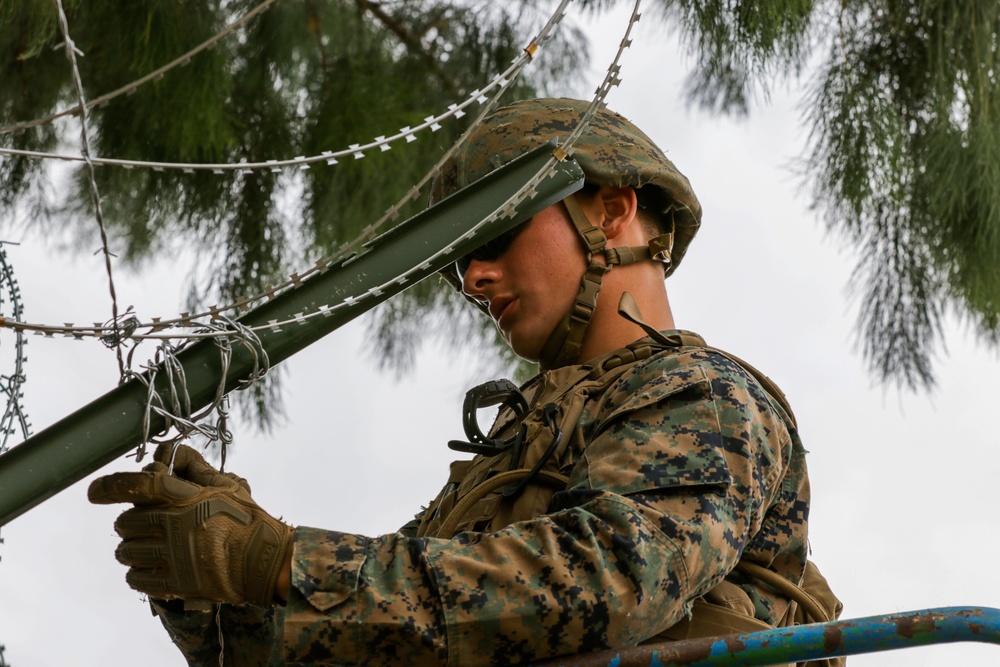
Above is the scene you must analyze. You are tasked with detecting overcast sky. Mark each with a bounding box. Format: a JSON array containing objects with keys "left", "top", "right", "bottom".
[{"left": 1, "top": 4, "right": 998, "bottom": 666}]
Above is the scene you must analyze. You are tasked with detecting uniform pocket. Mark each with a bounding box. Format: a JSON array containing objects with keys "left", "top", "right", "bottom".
[{"left": 290, "top": 528, "right": 368, "bottom": 612}]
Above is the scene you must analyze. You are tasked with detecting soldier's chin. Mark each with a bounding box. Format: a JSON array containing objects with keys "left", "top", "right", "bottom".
[{"left": 504, "top": 334, "right": 543, "bottom": 364}]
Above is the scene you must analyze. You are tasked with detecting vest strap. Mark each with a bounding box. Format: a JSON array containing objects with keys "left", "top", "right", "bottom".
[{"left": 436, "top": 468, "right": 570, "bottom": 538}]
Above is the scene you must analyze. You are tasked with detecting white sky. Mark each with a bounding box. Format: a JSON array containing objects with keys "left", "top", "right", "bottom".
[{"left": 1, "top": 4, "right": 998, "bottom": 666}]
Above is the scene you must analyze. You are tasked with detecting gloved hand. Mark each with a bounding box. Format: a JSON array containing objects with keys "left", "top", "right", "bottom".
[{"left": 88, "top": 443, "right": 293, "bottom": 607}]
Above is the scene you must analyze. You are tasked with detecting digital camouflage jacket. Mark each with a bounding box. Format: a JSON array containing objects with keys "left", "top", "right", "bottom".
[{"left": 153, "top": 331, "right": 813, "bottom": 666}]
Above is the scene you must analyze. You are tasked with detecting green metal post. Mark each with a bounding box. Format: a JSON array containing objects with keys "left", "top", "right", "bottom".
[{"left": 0, "top": 144, "right": 584, "bottom": 526}]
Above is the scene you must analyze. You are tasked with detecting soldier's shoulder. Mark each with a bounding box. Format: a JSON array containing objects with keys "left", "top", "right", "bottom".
[
  {"left": 627, "top": 341, "right": 755, "bottom": 390},
  {"left": 594, "top": 341, "right": 763, "bottom": 419}
]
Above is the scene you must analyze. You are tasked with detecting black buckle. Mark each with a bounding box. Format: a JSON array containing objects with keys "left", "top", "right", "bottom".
[{"left": 448, "top": 379, "right": 529, "bottom": 456}]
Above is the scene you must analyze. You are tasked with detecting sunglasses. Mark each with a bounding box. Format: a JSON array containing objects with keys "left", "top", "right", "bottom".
[{"left": 454, "top": 221, "right": 529, "bottom": 278}]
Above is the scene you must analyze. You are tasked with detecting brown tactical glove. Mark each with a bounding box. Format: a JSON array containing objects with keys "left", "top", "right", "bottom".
[{"left": 88, "top": 444, "right": 293, "bottom": 607}]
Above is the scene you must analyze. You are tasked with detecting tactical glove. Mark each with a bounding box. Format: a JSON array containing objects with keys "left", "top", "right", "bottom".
[{"left": 88, "top": 444, "right": 293, "bottom": 607}]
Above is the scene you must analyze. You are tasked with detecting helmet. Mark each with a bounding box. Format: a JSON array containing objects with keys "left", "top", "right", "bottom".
[{"left": 432, "top": 97, "right": 702, "bottom": 369}]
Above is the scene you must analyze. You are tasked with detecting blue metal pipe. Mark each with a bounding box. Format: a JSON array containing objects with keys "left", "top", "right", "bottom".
[{"left": 535, "top": 607, "right": 1000, "bottom": 667}]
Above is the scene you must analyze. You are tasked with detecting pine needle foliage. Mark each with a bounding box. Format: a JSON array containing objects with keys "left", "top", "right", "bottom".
[
  {"left": 805, "top": 0, "right": 1000, "bottom": 389},
  {"left": 629, "top": 0, "right": 1000, "bottom": 391},
  {"left": 652, "top": 0, "right": 817, "bottom": 115}
]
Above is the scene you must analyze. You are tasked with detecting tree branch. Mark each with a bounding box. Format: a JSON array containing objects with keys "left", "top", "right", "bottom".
[{"left": 354, "top": 0, "right": 459, "bottom": 93}]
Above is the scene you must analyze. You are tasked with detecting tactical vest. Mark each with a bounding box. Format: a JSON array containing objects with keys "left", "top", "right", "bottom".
[{"left": 416, "top": 332, "right": 844, "bottom": 667}]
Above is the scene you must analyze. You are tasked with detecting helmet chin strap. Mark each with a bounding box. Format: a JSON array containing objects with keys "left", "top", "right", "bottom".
[{"left": 537, "top": 195, "right": 676, "bottom": 371}]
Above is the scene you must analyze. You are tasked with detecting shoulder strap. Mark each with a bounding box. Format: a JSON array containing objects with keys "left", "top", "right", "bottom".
[{"left": 435, "top": 469, "right": 570, "bottom": 539}]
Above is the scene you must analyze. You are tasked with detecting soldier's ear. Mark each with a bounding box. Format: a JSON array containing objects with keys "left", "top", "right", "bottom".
[{"left": 595, "top": 186, "right": 639, "bottom": 241}]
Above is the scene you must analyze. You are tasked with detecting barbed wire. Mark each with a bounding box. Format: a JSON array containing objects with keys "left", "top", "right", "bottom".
[
  {"left": 127, "top": 316, "right": 268, "bottom": 463},
  {"left": 0, "top": 0, "right": 644, "bottom": 349},
  {"left": 0, "top": 0, "right": 577, "bottom": 344},
  {"left": 0, "top": 66, "right": 524, "bottom": 173},
  {"left": 0, "top": 0, "right": 278, "bottom": 137},
  {"left": 54, "top": 0, "right": 127, "bottom": 379},
  {"left": 0, "top": 0, "right": 643, "bottom": 464},
  {"left": 0, "top": 245, "right": 31, "bottom": 452}
]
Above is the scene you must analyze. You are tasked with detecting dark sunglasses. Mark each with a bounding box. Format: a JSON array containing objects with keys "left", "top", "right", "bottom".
[{"left": 454, "top": 221, "right": 529, "bottom": 278}]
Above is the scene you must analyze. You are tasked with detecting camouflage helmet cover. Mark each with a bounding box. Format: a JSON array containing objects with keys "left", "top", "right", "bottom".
[{"left": 431, "top": 97, "right": 702, "bottom": 275}]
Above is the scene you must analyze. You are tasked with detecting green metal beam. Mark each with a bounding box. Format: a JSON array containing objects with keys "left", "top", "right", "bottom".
[{"left": 0, "top": 144, "right": 584, "bottom": 527}]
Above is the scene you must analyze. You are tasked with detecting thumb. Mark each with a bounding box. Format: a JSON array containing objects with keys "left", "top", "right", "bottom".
[{"left": 88, "top": 470, "right": 201, "bottom": 506}]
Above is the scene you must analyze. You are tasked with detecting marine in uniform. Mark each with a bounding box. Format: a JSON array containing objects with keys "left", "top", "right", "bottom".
[{"left": 90, "top": 98, "right": 841, "bottom": 666}]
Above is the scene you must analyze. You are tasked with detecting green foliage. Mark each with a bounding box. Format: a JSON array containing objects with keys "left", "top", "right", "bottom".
[
  {"left": 0, "top": 0, "right": 581, "bottom": 424},
  {"left": 653, "top": 0, "right": 817, "bottom": 114},
  {"left": 805, "top": 0, "right": 1000, "bottom": 388},
  {"left": 0, "top": 0, "right": 67, "bottom": 209},
  {"left": 2, "top": 0, "right": 998, "bottom": 415}
]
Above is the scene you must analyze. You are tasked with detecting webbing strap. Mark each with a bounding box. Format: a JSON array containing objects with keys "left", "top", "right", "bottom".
[
  {"left": 735, "top": 561, "right": 831, "bottom": 624},
  {"left": 563, "top": 195, "right": 605, "bottom": 256},
  {"left": 616, "top": 291, "right": 674, "bottom": 347},
  {"left": 539, "top": 196, "right": 610, "bottom": 370},
  {"left": 538, "top": 195, "right": 682, "bottom": 369},
  {"left": 436, "top": 468, "right": 570, "bottom": 539},
  {"left": 605, "top": 245, "right": 651, "bottom": 266}
]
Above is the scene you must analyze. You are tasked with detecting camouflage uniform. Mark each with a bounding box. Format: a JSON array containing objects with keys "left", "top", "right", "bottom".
[{"left": 152, "top": 330, "right": 811, "bottom": 666}]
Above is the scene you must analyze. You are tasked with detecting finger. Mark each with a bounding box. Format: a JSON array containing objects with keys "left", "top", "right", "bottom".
[
  {"left": 155, "top": 443, "right": 235, "bottom": 489},
  {"left": 153, "top": 443, "right": 207, "bottom": 472},
  {"left": 182, "top": 456, "right": 235, "bottom": 489},
  {"left": 89, "top": 471, "right": 201, "bottom": 505},
  {"left": 125, "top": 566, "right": 175, "bottom": 600},
  {"left": 141, "top": 461, "right": 169, "bottom": 474},
  {"left": 116, "top": 538, "right": 167, "bottom": 569},
  {"left": 153, "top": 442, "right": 192, "bottom": 466},
  {"left": 224, "top": 472, "right": 252, "bottom": 495},
  {"left": 89, "top": 472, "right": 161, "bottom": 505},
  {"left": 114, "top": 506, "right": 167, "bottom": 539}
]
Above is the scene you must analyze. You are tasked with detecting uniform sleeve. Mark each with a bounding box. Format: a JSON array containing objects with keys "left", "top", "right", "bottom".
[
  {"left": 281, "top": 352, "right": 792, "bottom": 667},
  {"left": 152, "top": 599, "right": 284, "bottom": 666}
]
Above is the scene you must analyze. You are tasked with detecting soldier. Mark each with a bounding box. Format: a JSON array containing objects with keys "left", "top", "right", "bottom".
[{"left": 90, "top": 98, "right": 841, "bottom": 666}]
